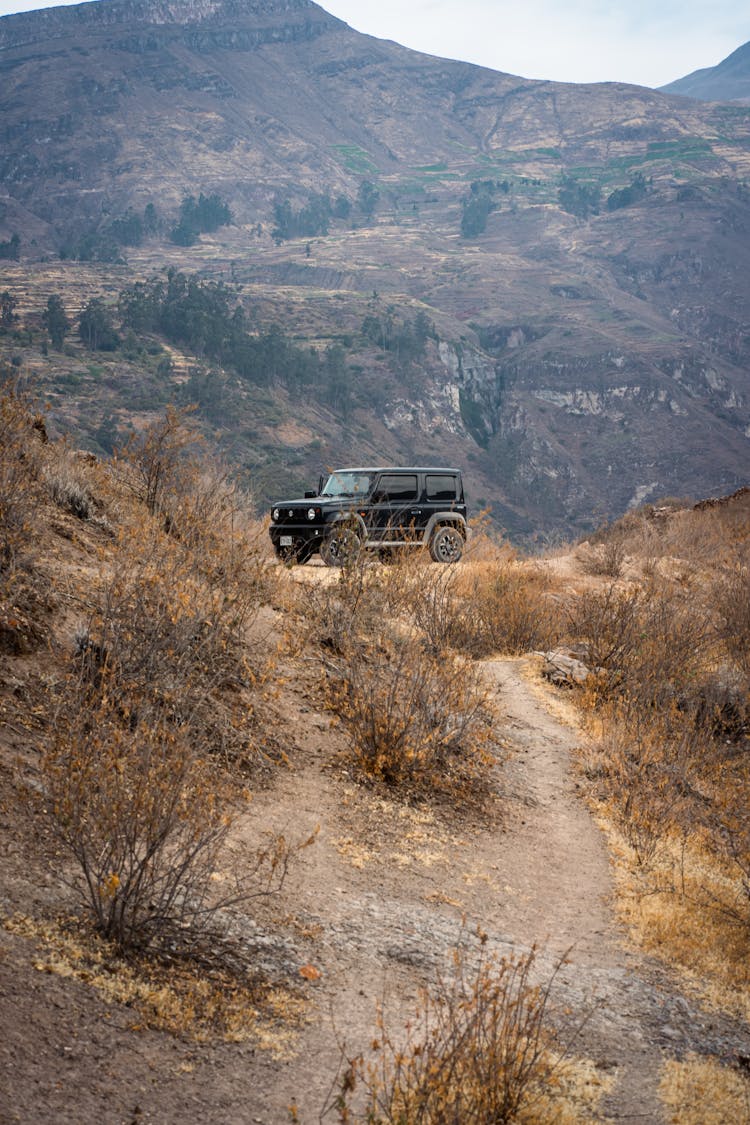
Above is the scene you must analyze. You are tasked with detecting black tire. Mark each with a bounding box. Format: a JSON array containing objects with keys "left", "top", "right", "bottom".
[
  {"left": 320, "top": 523, "right": 361, "bottom": 567},
  {"left": 429, "top": 525, "right": 464, "bottom": 564}
]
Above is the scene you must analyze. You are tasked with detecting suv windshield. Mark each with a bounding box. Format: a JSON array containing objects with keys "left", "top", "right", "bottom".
[{"left": 320, "top": 471, "right": 375, "bottom": 499}]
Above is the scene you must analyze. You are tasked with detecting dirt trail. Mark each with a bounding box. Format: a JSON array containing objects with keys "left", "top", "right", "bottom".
[
  {"left": 482, "top": 658, "right": 666, "bottom": 1121},
  {"left": 243, "top": 654, "right": 750, "bottom": 1123}
]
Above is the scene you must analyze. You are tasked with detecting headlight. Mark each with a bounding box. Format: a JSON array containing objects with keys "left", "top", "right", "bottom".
[
  {"left": 272, "top": 508, "right": 280, "bottom": 522},
  {"left": 307, "top": 508, "right": 316, "bottom": 520}
]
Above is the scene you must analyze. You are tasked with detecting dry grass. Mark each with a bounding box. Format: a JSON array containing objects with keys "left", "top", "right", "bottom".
[
  {"left": 597, "top": 825, "right": 750, "bottom": 1021},
  {"left": 659, "top": 1054, "right": 750, "bottom": 1124},
  {"left": 3, "top": 914, "right": 307, "bottom": 1054},
  {"left": 563, "top": 492, "right": 750, "bottom": 1021}
]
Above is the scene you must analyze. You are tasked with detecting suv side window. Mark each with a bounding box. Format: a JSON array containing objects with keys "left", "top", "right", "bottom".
[
  {"left": 374, "top": 474, "right": 419, "bottom": 502},
  {"left": 425, "top": 474, "right": 458, "bottom": 502}
]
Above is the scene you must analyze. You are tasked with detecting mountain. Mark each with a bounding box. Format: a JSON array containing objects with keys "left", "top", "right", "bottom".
[
  {"left": 1, "top": 0, "right": 749, "bottom": 539},
  {"left": 660, "top": 41, "right": 750, "bottom": 104}
]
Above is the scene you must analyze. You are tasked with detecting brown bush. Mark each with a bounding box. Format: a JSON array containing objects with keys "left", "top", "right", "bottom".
[
  {"left": 117, "top": 404, "right": 202, "bottom": 517},
  {"left": 0, "top": 382, "right": 44, "bottom": 569},
  {"left": 73, "top": 490, "right": 269, "bottom": 766},
  {"left": 701, "top": 758, "right": 750, "bottom": 932},
  {"left": 326, "top": 632, "right": 496, "bottom": 803},
  {"left": 296, "top": 554, "right": 393, "bottom": 657},
  {"left": 333, "top": 938, "right": 567, "bottom": 1124},
  {"left": 0, "top": 384, "right": 53, "bottom": 655},
  {"left": 448, "top": 562, "right": 561, "bottom": 658},
  {"left": 43, "top": 682, "right": 307, "bottom": 955},
  {"left": 575, "top": 539, "right": 626, "bottom": 578},
  {"left": 43, "top": 449, "right": 98, "bottom": 521},
  {"left": 44, "top": 686, "right": 233, "bottom": 952},
  {"left": 566, "top": 580, "right": 710, "bottom": 712},
  {"left": 581, "top": 715, "right": 702, "bottom": 868},
  {"left": 711, "top": 556, "right": 750, "bottom": 680}
]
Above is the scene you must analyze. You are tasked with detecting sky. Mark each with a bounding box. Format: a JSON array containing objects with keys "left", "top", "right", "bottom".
[{"left": 0, "top": 0, "right": 747, "bottom": 88}]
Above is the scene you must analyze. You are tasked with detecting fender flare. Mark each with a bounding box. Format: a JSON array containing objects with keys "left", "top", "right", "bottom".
[
  {"left": 423, "top": 512, "right": 468, "bottom": 543},
  {"left": 325, "top": 511, "right": 368, "bottom": 539}
]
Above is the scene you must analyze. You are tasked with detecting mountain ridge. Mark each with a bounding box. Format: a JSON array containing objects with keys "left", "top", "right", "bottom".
[
  {"left": 1, "top": 0, "right": 748, "bottom": 537},
  {"left": 0, "top": 0, "right": 344, "bottom": 47},
  {"left": 660, "top": 40, "right": 750, "bottom": 104}
]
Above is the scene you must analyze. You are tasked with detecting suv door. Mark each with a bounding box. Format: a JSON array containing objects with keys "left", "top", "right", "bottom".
[{"left": 368, "top": 472, "right": 421, "bottom": 541}]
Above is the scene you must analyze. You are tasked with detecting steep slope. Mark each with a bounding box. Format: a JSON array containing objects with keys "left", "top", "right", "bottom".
[
  {"left": 660, "top": 40, "right": 750, "bottom": 105},
  {"left": 1, "top": 0, "right": 749, "bottom": 536}
]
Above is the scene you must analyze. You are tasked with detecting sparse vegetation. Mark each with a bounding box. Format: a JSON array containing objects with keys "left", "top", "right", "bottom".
[
  {"left": 333, "top": 938, "right": 574, "bottom": 1124},
  {"left": 327, "top": 630, "right": 495, "bottom": 802},
  {"left": 2, "top": 387, "right": 305, "bottom": 971},
  {"left": 566, "top": 496, "right": 750, "bottom": 1008}
]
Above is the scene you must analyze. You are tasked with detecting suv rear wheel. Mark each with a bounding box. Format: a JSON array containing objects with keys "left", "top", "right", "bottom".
[{"left": 429, "top": 524, "right": 464, "bottom": 564}]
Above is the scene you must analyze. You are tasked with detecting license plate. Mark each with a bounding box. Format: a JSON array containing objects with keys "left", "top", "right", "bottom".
[{"left": 280, "top": 535, "right": 293, "bottom": 547}]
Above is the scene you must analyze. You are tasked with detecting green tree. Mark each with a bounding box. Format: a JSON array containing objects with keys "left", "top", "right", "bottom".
[
  {"left": 357, "top": 180, "right": 380, "bottom": 221},
  {"left": 169, "top": 192, "right": 232, "bottom": 245},
  {"left": 461, "top": 182, "right": 498, "bottom": 238},
  {"left": 143, "top": 202, "right": 159, "bottom": 235},
  {"left": 607, "top": 173, "right": 648, "bottom": 212},
  {"left": 43, "top": 294, "right": 70, "bottom": 349},
  {"left": 0, "top": 290, "right": 17, "bottom": 329},
  {"left": 558, "top": 176, "right": 601, "bottom": 219},
  {"left": 332, "top": 194, "right": 352, "bottom": 219},
  {"left": 79, "top": 298, "right": 119, "bottom": 351},
  {"left": 0, "top": 234, "right": 20, "bottom": 261}
]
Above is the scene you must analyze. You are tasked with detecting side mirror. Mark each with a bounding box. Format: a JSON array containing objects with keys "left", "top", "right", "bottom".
[{"left": 304, "top": 490, "right": 317, "bottom": 499}]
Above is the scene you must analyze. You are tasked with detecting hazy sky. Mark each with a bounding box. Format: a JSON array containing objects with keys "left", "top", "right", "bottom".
[{"left": 0, "top": 0, "right": 747, "bottom": 88}]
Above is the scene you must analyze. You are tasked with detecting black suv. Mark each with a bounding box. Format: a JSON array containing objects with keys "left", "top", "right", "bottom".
[{"left": 269, "top": 467, "right": 468, "bottom": 566}]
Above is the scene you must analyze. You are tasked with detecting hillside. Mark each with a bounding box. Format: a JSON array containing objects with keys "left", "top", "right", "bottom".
[
  {"left": 660, "top": 40, "right": 750, "bottom": 105},
  {"left": 1, "top": 388, "right": 750, "bottom": 1122},
  {"left": 0, "top": 0, "right": 749, "bottom": 536}
]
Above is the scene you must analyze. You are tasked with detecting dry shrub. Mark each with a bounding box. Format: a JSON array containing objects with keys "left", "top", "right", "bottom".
[
  {"left": 0, "top": 381, "right": 44, "bottom": 567},
  {"left": 410, "top": 564, "right": 465, "bottom": 655},
  {"left": 326, "top": 632, "right": 496, "bottom": 803},
  {"left": 581, "top": 716, "right": 701, "bottom": 868},
  {"left": 75, "top": 514, "right": 266, "bottom": 766},
  {"left": 334, "top": 939, "right": 570, "bottom": 1124},
  {"left": 567, "top": 579, "right": 709, "bottom": 711},
  {"left": 297, "top": 554, "right": 394, "bottom": 656},
  {"left": 117, "top": 403, "right": 202, "bottom": 517},
  {"left": 0, "top": 383, "right": 52, "bottom": 654},
  {"left": 702, "top": 760, "right": 750, "bottom": 932},
  {"left": 43, "top": 675, "right": 313, "bottom": 955},
  {"left": 447, "top": 561, "right": 561, "bottom": 657},
  {"left": 659, "top": 1054, "right": 750, "bottom": 1125},
  {"left": 575, "top": 538, "right": 626, "bottom": 578},
  {"left": 711, "top": 556, "right": 750, "bottom": 679},
  {"left": 606, "top": 828, "right": 750, "bottom": 1022},
  {"left": 43, "top": 448, "right": 97, "bottom": 520},
  {"left": 382, "top": 552, "right": 560, "bottom": 659},
  {"left": 43, "top": 687, "right": 236, "bottom": 952}
]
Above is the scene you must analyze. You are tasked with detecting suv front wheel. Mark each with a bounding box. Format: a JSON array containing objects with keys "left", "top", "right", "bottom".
[
  {"left": 320, "top": 522, "right": 361, "bottom": 567},
  {"left": 429, "top": 524, "right": 464, "bottom": 564}
]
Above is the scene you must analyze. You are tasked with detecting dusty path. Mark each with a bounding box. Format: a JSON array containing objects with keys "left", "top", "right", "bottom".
[{"left": 244, "top": 654, "right": 750, "bottom": 1123}]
